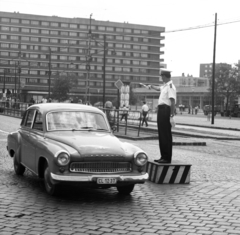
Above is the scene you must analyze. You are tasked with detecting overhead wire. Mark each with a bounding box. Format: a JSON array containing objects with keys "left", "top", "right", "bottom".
[{"left": 164, "top": 18, "right": 240, "bottom": 33}]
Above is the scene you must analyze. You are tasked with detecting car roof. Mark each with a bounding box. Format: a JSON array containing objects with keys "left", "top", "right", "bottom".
[{"left": 28, "top": 103, "right": 103, "bottom": 114}]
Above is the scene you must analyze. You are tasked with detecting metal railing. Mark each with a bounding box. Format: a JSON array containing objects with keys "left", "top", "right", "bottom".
[
  {"left": 101, "top": 108, "right": 147, "bottom": 137},
  {"left": 0, "top": 101, "right": 28, "bottom": 118}
]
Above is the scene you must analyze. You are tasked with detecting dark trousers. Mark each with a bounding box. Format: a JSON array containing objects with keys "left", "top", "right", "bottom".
[
  {"left": 141, "top": 111, "right": 148, "bottom": 126},
  {"left": 121, "top": 113, "right": 128, "bottom": 121},
  {"left": 157, "top": 105, "right": 172, "bottom": 162}
]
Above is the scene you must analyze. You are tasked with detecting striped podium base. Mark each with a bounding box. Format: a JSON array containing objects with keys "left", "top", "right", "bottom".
[{"left": 147, "top": 161, "right": 191, "bottom": 184}]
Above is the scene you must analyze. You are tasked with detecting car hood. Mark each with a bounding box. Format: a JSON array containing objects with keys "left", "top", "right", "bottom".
[{"left": 46, "top": 131, "right": 128, "bottom": 157}]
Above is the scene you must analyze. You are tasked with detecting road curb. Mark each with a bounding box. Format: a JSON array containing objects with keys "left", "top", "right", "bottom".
[{"left": 115, "top": 133, "right": 207, "bottom": 145}]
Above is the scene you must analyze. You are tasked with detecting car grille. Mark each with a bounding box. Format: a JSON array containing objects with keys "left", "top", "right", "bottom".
[{"left": 70, "top": 162, "right": 132, "bottom": 173}]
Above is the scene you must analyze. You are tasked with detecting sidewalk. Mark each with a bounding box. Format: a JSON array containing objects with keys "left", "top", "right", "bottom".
[
  {"left": 162, "top": 113, "right": 240, "bottom": 140},
  {"left": 174, "top": 113, "right": 240, "bottom": 130},
  {"left": 116, "top": 113, "right": 240, "bottom": 141},
  {"left": 150, "top": 111, "right": 240, "bottom": 130}
]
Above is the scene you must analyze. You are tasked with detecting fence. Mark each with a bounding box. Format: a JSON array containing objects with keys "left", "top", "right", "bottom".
[
  {"left": 0, "top": 101, "right": 28, "bottom": 118},
  {"left": 101, "top": 108, "right": 147, "bottom": 137}
]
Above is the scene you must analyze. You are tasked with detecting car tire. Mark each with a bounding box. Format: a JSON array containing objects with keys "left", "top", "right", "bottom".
[
  {"left": 44, "top": 164, "right": 58, "bottom": 196},
  {"left": 117, "top": 184, "right": 135, "bottom": 195},
  {"left": 13, "top": 153, "right": 25, "bottom": 175}
]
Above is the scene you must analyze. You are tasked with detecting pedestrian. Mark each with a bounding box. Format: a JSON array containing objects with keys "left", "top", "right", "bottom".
[
  {"left": 148, "top": 68, "right": 177, "bottom": 164},
  {"left": 195, "top": 105, "right": 199, "bottom": 115},
  {"left": 120, "top": 105, "right": 128, "bottom": 122},
  {"left": 28, "top": 97, "right": 35, "bottom": 107},
  {"left": 141, "top": 101, "right": 149, "bottom": 127},
  {"left": 179, "top": 104, "right": 183, "bottom": 114},
  {"left": 41, "top": 97, "right": 47, "bottom": 103}
]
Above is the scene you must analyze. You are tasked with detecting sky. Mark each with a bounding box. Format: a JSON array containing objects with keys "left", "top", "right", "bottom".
[{"left": 0, "top": 0, "right": 240, "bottom": 76}]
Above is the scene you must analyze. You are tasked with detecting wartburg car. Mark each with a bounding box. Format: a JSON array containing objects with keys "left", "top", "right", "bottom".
[{"left": 7, "top": 103, "right": 149, "bottom": 195}]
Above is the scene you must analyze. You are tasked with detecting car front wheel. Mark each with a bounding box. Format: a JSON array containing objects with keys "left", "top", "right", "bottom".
[
  {"left": 117, "top": 184, "right": 135, "bottom": 195},
  {"left": 13, "top": 153, "right": 25, "bottom": 175},
  {"left": 44, "top": 164, "right": 58, "bottom": 196}
]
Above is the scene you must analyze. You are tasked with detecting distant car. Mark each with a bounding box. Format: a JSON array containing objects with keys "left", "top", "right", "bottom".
[
  {"left": 7, "top": 103, "right": 149, "bottom": 195},
  {"left": 203, "top": 105, "right": 220, "bottom": 115}
]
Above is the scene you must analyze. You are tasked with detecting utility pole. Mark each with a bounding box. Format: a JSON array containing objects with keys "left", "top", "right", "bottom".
[
  {"left": 85, "top": 14, "right": 92, "bottom": 103},
  {"left": 17, "top": 45, "right": 21, "bottom": 101},
  {"left": 211, "top": 13, "right": 217, "bottom": 125},
  {"left": 48, "top": 47, "right": 51, "bottom": 99},
  {"left": 103, "top": 34, "right": 106, "bottom": 107},
  {"left": 3, "top": 69, "right": 6, "bottom": 95},
  {"left": 14, "top": 62, "right": 17, "bottom": 97}
]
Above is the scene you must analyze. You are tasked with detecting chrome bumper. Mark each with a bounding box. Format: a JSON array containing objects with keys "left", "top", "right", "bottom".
[{"left": 51, "top": 173, "right": 149, "bottom": 182}]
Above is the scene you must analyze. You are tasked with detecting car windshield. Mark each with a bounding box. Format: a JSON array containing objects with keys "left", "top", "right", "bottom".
[{"left": 46, "top": 111, "right": 109, "bottom": 131}]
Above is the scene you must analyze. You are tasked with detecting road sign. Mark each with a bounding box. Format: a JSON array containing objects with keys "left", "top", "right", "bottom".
[{"left": 115, "top": 79, "right": 123, "bottom": 90}]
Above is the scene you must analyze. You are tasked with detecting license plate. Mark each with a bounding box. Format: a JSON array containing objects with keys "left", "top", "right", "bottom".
[{"left": 97, "top": 178, "right": 117, "bottom": 184}]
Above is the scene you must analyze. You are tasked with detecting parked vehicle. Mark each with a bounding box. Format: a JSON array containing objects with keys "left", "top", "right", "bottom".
[
  {"left": 203, "top": 105, "right": 221, "bottom": 115},
  {"left": 220, "top": 104, "right": 240, "bottom": 117},
  {"left": 7, "top": 103, "right": 149, "bottom": 196}
]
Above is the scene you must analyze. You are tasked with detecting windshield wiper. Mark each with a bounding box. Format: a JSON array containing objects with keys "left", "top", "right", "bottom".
[{"left": 74, "top": 127, "right": 109, "bottom": 131}]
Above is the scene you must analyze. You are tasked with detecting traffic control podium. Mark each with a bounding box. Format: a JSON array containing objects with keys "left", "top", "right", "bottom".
[{"left": 147, "top": 161, "right": 192, "bottom": 184}]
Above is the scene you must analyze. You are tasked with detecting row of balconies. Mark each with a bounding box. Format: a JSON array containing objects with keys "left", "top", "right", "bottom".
[
  {"left": 0, "top": 45, "right": 163, "bottom": 62},
  {"left": 0, "top": 26, "right": 163, "bottom": 46},
  {"left": 0, "top": 16, "right": 165, "bottom": 40}
]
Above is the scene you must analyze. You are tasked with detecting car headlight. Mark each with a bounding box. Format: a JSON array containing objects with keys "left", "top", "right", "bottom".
[
  {"left": 134, "top": 151, "right": 148, "bottom": 166},
  {"left": 56, "top": 151, "right": 70, "bottom": 166}
]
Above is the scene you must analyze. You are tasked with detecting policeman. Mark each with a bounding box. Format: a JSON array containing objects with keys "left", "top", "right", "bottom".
[{"left": 148, "top": 69, "right": 176, "bottom": 163}]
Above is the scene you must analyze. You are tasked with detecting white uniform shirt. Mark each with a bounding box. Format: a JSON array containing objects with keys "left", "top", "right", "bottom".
[
  {"left": 142, "top": 104, "right": 149, "bottom": 112},
  {"left": 158, "top": 81, "right": 177, "bottom": 106}
]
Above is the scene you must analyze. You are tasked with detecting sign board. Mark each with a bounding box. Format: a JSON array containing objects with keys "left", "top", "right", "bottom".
[
  {"left": 115, "top": 79, "right": 123, "bottom": 90},
  {"left": 120, "top": 84, "right": 130, "bottom": 107}
]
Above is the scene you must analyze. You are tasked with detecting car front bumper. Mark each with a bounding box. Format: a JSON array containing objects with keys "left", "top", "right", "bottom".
[{"left": 51, "top": 172, "right": 149, "bottom": 183}]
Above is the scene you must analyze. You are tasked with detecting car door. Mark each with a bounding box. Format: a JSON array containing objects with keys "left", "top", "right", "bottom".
[
  {"left": 31, "top": 110, "right": 45, "bottom": 174},
  {"left": 20, "top": 109, "right": 36, "bottom": 172}
]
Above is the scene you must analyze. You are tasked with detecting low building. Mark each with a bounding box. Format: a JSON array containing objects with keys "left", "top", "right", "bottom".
[{"left": 133, "top": 74, "right": 210, "bottom": 111}]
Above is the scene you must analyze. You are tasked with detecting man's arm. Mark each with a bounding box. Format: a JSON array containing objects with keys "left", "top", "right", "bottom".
[
  {"left": 148, "top": 85, "right": 161, "bottom": 91},
  {"left": 170, "top": 98, "right": 175, "bottom": 116}
]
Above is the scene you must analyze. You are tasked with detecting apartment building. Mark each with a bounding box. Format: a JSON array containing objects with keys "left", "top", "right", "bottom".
[
  {"left": 199, "top": 63, "right": 232, "bottom": 78},
  {"left": 0, "top": 11, "right": 165, "bottom": 103}
]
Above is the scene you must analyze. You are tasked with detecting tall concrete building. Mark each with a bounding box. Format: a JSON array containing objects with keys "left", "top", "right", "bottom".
[
  {"left": 199, "top": 63, "right": 232, "bottom": 78},
  {"left": 0, "top": 11, "right": 165, "bottom": 103}
]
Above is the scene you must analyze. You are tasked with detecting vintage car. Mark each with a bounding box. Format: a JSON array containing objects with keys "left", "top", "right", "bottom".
[{"left": 7, "top": 103, "right": 149, "bottom": 195}]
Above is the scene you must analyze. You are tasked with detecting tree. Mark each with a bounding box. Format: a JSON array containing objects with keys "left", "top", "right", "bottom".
[
  {"left": 213, "top": 63, "right": 240, "bottom": 111},
  {"left": 51, "top": 72, "right": 78, "bottom": 102}
]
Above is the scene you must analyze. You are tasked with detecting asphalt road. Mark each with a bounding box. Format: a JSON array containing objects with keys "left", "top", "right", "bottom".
[{"left": 1, "top": 115, "right": 240, "bottom": 235}]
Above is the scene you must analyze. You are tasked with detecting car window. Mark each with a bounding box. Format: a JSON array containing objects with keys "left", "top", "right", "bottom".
[
  {"left": 47, "top": 111, "right": 109, "bottom": 131},
  {"left": 24, "top": 109, "right": 35, "bottom": 128},
  {"left": 32, "top": 111, "right": 43, "bottom": 131}
]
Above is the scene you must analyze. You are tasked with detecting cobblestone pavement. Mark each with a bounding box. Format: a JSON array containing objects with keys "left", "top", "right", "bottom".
[{"left": 1, "top": 116, "right": 240, "bottom": 235}]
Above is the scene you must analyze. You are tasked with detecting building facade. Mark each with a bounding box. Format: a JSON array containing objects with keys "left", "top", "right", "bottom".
[
  {"left": 133, "top": 75, "right": 210, "bottom": 111},
  {"left": 199, "top": 63, "right": 231, "bottom": 78},
  {"left": 0, "top": 11, "right": 165, "bottom": 103}
]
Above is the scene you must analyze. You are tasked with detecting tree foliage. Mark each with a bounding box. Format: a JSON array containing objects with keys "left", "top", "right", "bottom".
[
  {"left": 212, "top": 63, "right": 240, "bottom": 110},
  {"left": 51, "top": 73, "right": 78, "bottom": 101}
]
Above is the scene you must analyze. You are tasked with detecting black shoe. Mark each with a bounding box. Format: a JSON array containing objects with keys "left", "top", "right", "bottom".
[{"left": 154, "top": 159, "right": 171, "bottom": 164}]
